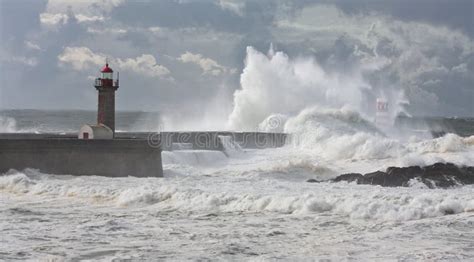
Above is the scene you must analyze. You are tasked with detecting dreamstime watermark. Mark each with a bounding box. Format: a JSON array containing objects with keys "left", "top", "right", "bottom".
[
  {"left": 265, "top": 114, "right": 284, "bottom": 130},
  {"left": 146, "top": 115, "right": 298, "bottom": 150}
]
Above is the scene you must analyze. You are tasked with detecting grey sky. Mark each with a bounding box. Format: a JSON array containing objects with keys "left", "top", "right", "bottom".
[{"left": 0, "top": 0, "right": 472, "bottom": 117}]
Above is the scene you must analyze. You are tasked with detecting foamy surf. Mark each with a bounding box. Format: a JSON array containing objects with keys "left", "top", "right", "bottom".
[
  {"left": 162, "top": 150, "right": 228, "bottom": 166},
  {"left": 1, "top": 169, "right": 473, "bottom": 222}
]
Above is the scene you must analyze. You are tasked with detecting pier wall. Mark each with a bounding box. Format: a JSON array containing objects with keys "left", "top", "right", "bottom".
[
  {"left": 0, "top": 138, "right": 163, "bottom": 177},
  {"left": 0, "top": 132, "right": 288, "bottom": 151},
  {"left": 0, "top": 131, "right": 287, "bottom": 177}
]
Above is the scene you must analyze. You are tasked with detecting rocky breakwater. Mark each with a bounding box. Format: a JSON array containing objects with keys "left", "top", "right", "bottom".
[{"left": 308, "top": 163, "right": 474, "bottom": 188}]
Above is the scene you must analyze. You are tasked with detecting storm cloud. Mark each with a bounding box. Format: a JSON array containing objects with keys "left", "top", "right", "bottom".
[{"left": 0, "top": 0, "right": 472, "bottom": 118}]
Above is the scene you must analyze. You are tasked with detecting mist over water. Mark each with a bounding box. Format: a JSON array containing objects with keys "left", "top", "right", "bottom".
[
  {"left": 221, "top": 46, "right": 474, "bottom": 168},
  {"left": 227, "top": 45, "right": 407, "bottom": 132}
]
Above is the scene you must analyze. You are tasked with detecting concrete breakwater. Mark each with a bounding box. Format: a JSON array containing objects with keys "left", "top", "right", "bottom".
[
  {"left": 0, "top": 138, "right": 163, "bottom": 177},
  {"left": 0, "top": 132, "right": 288, "bottom": 177},
  {"left": 0, "top": 132, "right": 288, "bottom": 150}
]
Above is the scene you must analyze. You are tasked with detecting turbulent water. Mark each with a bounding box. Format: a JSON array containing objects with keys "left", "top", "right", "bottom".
[
  {"left": 1, "top": 110, "right": 474, "bottom": 261},
  {"left": 1, "top": 47, "right": 474, "bottom": 260}
]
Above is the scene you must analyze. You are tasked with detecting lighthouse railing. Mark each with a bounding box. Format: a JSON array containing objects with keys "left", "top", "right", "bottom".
[
  {"left": 95, "top": 78, "right": 102, "bottom": 87},
  {"left": 95, "top": 78, "right": 118, "bottom": 88}
]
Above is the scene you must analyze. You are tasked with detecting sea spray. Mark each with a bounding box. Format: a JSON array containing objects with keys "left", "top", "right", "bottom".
[
  {"left": 258, "top": 114, "right": 288, "bottom": 133},
  {"left": 162, "top": 150, "right": 228, "bottom": 166},
  {"left": 283, "top": 107, "right": 474, "bottom": 163},
  {"left": 218, "top": 135, "right": 244, "bottom": 157},
  {"left": 227, "top": 46, "right": 407, "bottom": 131},
  {"left": 223, "top": 46, "right": 472, "bottom": 166},
  {"left": 0, "top": 116, "right": 17, "bottom": 133},
  {"left": 283, "top": 107, "right": 401, "bottom": 160}
]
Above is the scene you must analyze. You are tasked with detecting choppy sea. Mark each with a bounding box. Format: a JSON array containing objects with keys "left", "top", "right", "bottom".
[{"left": 1, "top": 110, "right": 473, "bottom": 261}]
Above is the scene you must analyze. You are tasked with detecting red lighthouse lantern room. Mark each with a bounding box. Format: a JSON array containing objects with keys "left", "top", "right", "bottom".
[{"left": 94, "top": 61, "right": 119, "bottom": 133}]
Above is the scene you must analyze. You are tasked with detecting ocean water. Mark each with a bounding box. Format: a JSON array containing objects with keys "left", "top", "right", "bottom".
[
  {"left": 1, "top": 46, "right": 474, "bottom": 260},
  {"left": 1, "top": 109, "right": 474, "bottom": 261},
  {"left": 0, "top": 110, "right": 162, "bottom": 133}
]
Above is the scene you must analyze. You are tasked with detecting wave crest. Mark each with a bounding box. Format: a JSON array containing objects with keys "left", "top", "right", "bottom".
[{"left": 1, "top": 170, "right": 472, "bottom": 222}]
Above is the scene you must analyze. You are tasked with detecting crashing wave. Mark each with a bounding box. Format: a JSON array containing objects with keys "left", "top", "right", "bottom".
[{"left": 1, "top": 170, "right": 473, "bottom": 222}]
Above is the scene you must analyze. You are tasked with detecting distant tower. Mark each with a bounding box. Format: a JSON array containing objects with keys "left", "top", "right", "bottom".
[
  {"left": 94, "top": 61, "right": 119, "bottom": 133},
  {"left": 375, "top": 98, "right": 390, "bottom": 128}
]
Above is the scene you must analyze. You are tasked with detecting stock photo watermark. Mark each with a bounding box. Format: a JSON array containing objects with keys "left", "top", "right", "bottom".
[{"left": 146, "top": 115, "right": 297, "bottom": 150}]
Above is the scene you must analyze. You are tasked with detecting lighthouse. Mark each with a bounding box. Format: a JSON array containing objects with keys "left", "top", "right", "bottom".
[
  {"left": 94, "top": 61, "right": 119, "bottom": 133},
  {"left": 375, "top": 98, "right": 391, "bottom": 129}
]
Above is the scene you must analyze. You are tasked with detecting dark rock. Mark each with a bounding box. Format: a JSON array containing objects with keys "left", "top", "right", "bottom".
[
  {"left": 361, "top": 171, "right": 398, "bottom": 187},
  {"left": 332, "top": 173, "right": 363, "bottom": 183},
  {"left": 421, "top": 163, "right": 474, "bottom": 188},
  {"left": 387, "top": 165, "right": 422, "bottom": 177},
  {"left": 385, "top": 165, "right": 421, "bottom": 186},
  {"left": 306, "top": 179, "right": 320, "bottom": 183},
  {"left": 329, "top": 162, "right": 474, "bottom": 188}
]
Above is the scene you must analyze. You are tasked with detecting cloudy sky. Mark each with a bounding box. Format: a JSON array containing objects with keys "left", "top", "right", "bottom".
[{"left": 0, "top": 0, "right": 472, "bottom": 117}]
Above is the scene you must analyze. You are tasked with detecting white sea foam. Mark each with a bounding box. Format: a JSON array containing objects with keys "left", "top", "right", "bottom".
[
  {"left": 0, "top": 116, "right": 17, "bottom": 132},
  {"left": 276, "top": 107, "right": 474, "bottom": 170},
  {"left": 2, "top": 170, "right": 473, "bottom": 223},
  {"left": 162, "top": 150, "right": 228, "bottom": 166},
  {"left": 408, "top": 133, "right": 472, "bottom": 153}
]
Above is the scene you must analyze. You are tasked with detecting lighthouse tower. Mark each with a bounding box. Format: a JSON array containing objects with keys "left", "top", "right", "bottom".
[
  {"left": 375, "top": 98, "right": 391, "bottom": 129},
  {"left": 94, "top": 61, "right": 119, "bottom": 133}
]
